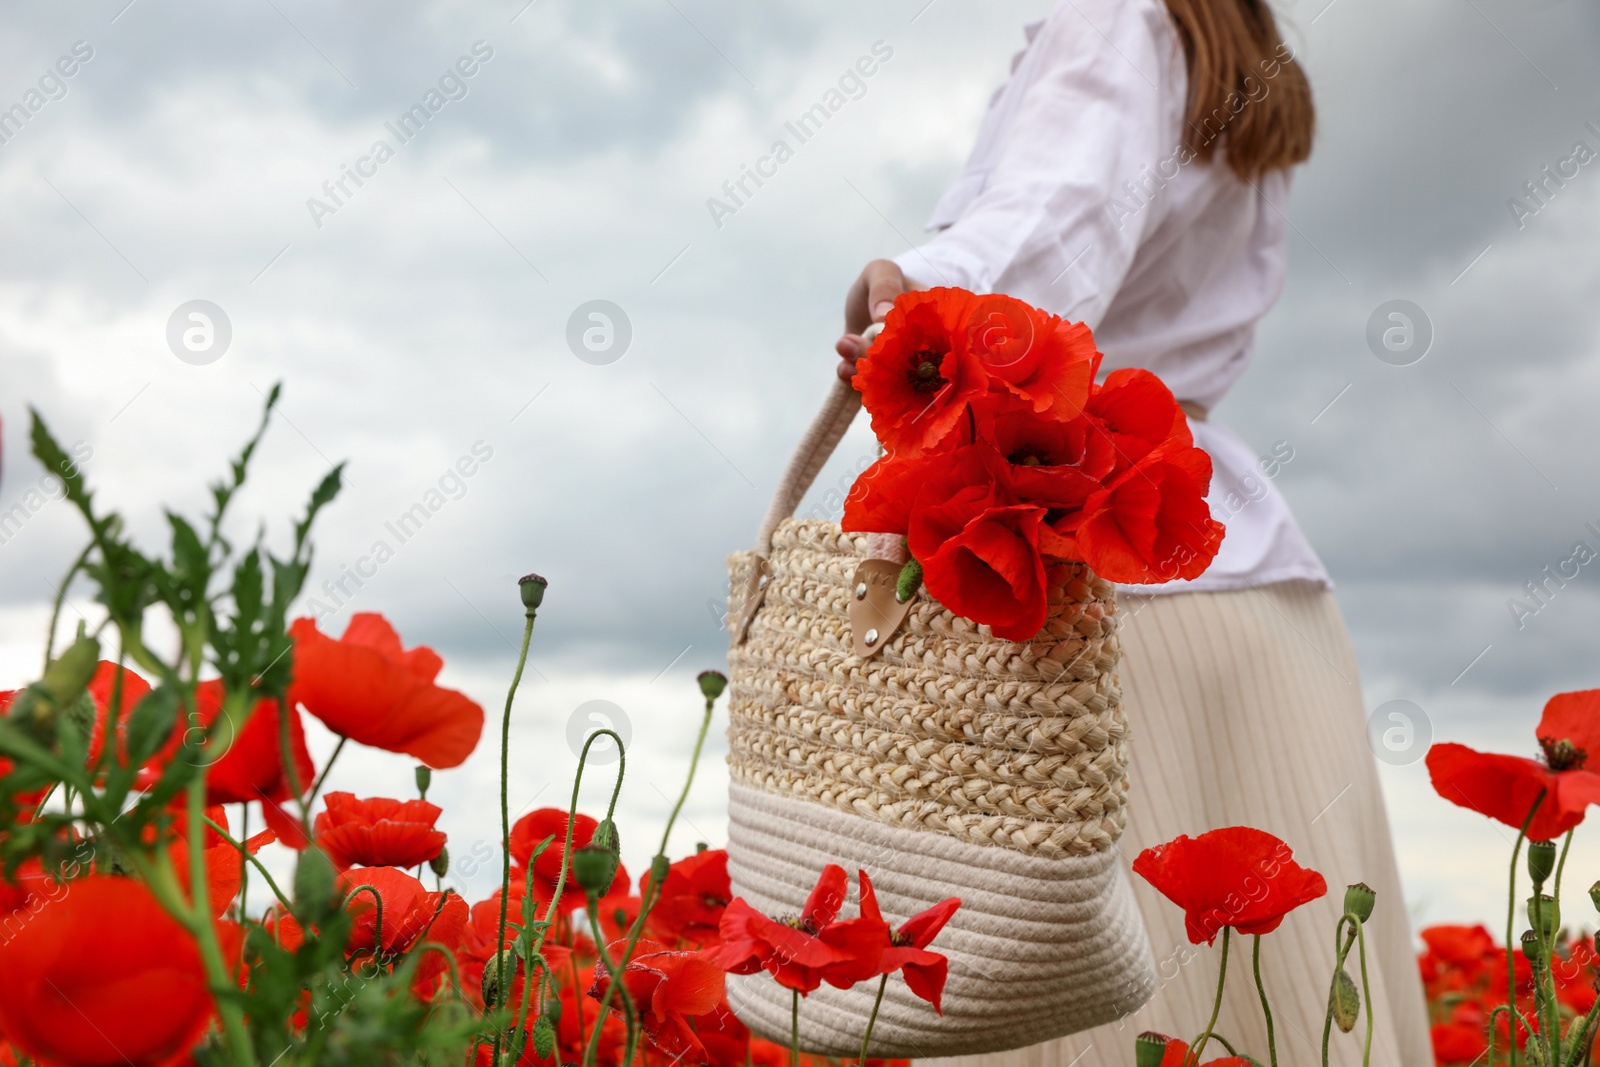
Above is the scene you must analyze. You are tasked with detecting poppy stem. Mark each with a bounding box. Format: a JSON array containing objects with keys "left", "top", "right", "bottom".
[
  {"left": 613, "top": 681, "right": 725, "bottom": 1029},
  {"left": 205, "top": 815, "right": 293, "bottom": 914},
  {"left": 1187, "top": 926, "right": 1230, "bottom": 1066},
  {"left": 857, "top": 974, "right": 889, "bottom": 1066},
  {"left": 1251, "top": 934, "right": 1277, "bottom": 1067},
  {"left": 309, "top": 735, "right": 347, "bottom": 803},
  {"left": 1353, "top": 914, "right": 1373, "bottom": 1067},
  {"left": 492, "top": 604, "right": 541, "bottom": 1066},
  {"left": 584, "top": 898, "right": 639, "bottom": 1067},
  {"left": 791, "top": 988, "right": 801, "bottom": 1067},
  {"left": 1504, "top": 789, "right": 1546, "bottom": 1067},
  {"left": 1320, "top": 918, "right": 1357, "bottom": 1067},
  {"left": 185, "top": 774, "right": 262, "bottom": 1067}
]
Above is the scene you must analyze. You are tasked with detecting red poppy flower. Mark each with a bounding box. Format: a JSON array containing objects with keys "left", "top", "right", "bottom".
[
  {"left": 908, "top": 467, "right": 1059, "bottom": 642},
  {"left": 1420, "top": 924, "right": 1496, "bottom": 968},
  {"left": 314, "top": 792, "right": 446, "bottom": 870},
  {"left": 646, "top": 848, "right": 732, "bottom": 948},
  {"left": 0, "top": 875, "right": 229, "bottom": 1067},
  {"left": 856, "top": 870, "right": 961, "bottom": 1012},
  {"left": 1065, "top": 443, "right": 1223, "bottom": 585},
  {"left": 1426, "top": 742, "right": 1600, "bottom": 842},
  {"left": 964, "top": 294, "right": 1099, "bottom": 423},
  {"left": 289, "top": 613, "right": 484, "bottom": 769},
  {"left": 697, "top": 1000, "right": 753, "bottom": 1067},
  {"left": 509, "top": 808, "right": 624, "bottom": 913},
  {"left": 1083, "top": 367, "right": 1192, "bottom": 477},
  {"left": 1537, "top": 687, "right": 1600, "bottom": 764},
  {"left": 588, "top": 940, "right": 726, "bottom": 1063},
  {"left": 1431, "top": 1021, "right": 1489, "bottom": 1064},
  {"left": 979, "top": 402, "right": 1105, "bottom": 509},
  {"left": 713, "top": 865, "right": 869, "bottom": 995},
  {"left": 1155, "top": 1039, "right": 1253, "bottom": 1067},
  {"left": 338, "top": 866, "right": 467, "bottom": 963},
  {"left": 1132, "top": 827, "right": 1327, "bottom": 945},
  {"left": 854, "top": 289, "right": 988, "bottom": 456}
]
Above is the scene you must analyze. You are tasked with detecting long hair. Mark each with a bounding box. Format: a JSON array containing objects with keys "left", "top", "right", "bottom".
[{"left": 1160, "top": 0, "right": 1315, "bottom": 179}]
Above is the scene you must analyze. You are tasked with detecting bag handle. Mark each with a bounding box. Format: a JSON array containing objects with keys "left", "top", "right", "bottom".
[{"left": 731, "top": 326, "right": 880, "bottom": 644}]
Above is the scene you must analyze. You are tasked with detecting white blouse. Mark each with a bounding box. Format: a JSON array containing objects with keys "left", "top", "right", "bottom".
[{"left": 892, "top": 0, "right": 1331, "bottom": 594}]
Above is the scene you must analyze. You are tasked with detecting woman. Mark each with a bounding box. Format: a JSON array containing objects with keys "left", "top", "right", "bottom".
[{"left": 835, "top": 1, "right": 1432, "bottom": 1064}]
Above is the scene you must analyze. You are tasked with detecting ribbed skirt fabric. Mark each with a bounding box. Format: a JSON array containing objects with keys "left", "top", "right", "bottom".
[{"left": 923, "top": 580, "right": 1433, "bottom": 1067}]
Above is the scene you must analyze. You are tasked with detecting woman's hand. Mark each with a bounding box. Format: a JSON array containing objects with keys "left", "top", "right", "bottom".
[{"left": 836, "top": 259, "right": 911, "bottom": 382}]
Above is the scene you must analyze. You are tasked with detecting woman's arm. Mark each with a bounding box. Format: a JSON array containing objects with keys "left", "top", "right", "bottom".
[{"left": 837, "top": 0, "right": 1177, "bottom": 381}]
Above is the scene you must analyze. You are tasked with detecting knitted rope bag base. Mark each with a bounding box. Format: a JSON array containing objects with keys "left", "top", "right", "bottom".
[{"left": 721, "top": 380, "right": 1156, "bottom": 1058}]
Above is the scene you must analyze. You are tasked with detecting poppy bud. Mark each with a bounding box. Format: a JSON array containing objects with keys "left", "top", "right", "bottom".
[
  {"left": 1134, "top": 1032, "right": 1170, "bottom": 1067},
  {"left": 1521, "top": 929, "right": 1542, "bottom": 964},
  {"left": 571, "top": 845, "right": 618, "bottom": 897},
  {"left": 518, "top": 574, "right": 548, "bottom": 612},
  {"left": 414, "top": 765, "right": 432, "bottom": 797},
  {"left": 532, "top": 1015, "right": 557, "bottom": 1059},
  {"left": 1589, "top": 880, "right": 1600, "bottom": 913},
  {"left": 896, "top": 558, "right": 923, "bottom": 603},
  {"left": 696, "top": 841, "right": 708, "bottom": 853},
  {"left": 650, "top": 854, "right": 670, "bottom": 886},
  {"left": 293, "top": 848, "right": 338, "bottom": 922},
  {"left": 10, "top": 631, "right": 100, "bottom": 733},
  {"left": 1527, "top": 894, "right": 1559, "bottom": 939},
  {"left": 544, "top": 995, "right": 562, "bottom": 1023},
  {"left": 1330, "top": 968, "right": 1360, "bottom": 1033},
  {"left": 482, "top": 948, "right": 516, "bottom": 1008},
  {"left": 1527, "top": 841, "right": 1557, "bottom": 886},
  {"left": 429, "top": 846, "right": 450, "bottom": 879},
  {"left": 697, "top": 670, "right": 727, "bottom": 700},
  {"left": 1343, "top": 883, "right": 1375, "bottom": 924},
  {"left": 593, "top": 818, "right": 620, "bottom": 855}
]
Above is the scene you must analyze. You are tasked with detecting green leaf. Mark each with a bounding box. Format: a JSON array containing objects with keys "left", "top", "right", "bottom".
[
  {"left": 27, "top": 408, "right": 93, "bottom": 522},
  {"left": 125, "top": 686, "right": 180, "bottom": 764}
]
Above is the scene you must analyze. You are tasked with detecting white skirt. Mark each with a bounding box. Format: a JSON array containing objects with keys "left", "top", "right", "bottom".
[{"left": 924, "top": 580, "right": 1433, "bottom": 1067}]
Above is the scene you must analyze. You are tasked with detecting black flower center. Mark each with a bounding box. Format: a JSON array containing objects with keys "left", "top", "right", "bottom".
[
  {"left": 905, "top": 349, "right": 946, "bottom": 394},
  {"left": 1541, "top": 736, "right": 1587, "bottom": 772},
  {"left": 1009, "top": 449, "right": 1046, "bottom": 467}
]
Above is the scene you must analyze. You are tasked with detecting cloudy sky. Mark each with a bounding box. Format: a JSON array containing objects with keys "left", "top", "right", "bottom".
[{"left": 2, "top": 0, "right": 1598, "bottom": 939}]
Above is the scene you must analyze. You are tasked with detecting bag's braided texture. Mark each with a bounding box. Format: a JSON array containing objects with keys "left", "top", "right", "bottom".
[
  {"left": 727, "top": 518, "right": 1130, "bottom": 859},
  {"left": 725, "top": 782, "right": 1157, "bottom": 1056}
]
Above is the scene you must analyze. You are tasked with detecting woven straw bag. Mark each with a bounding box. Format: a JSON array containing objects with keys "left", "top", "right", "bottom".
[{"left": 723, "top": 378, "right": 1157, "bottom": 1058}]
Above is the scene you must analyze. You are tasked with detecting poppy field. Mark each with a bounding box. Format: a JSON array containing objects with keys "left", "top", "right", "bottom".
[{"left": 0, "top": 387, "right": 1594, "bottom": 1067}]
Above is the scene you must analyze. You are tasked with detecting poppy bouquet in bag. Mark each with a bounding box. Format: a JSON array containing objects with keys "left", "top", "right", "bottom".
[{"left": 846, "top": 287, "right": 1225, "bottom": 639}]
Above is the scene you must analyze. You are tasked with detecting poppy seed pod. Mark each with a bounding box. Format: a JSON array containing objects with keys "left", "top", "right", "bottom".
[
  {"left": 1134, "top": 1032, "right": 1170, "bottom": 1067},
  {"left": 697, "top": 670, "right": 727, "bottom": 700},
  {"left": 571, "top": 845, "right": 618, "bottom": 896},
  {"left": 1527, "top": 894, "right": 1559, "bottom": 939},
  {"left": 1527, "top": 840, "right": 1557, "bottom": 886},
  {"left": 414, "top": 765, "right": 432, "bottom": 796},
  {"left": 1343, "top": 882, "right": 1376, "bottom": 924},
  {"left": 1330, "top": 968, "right": 1360, "bottom": 1032},
  {"left": 518, "top": 573, "right": 547, "bottom": 611},
  {"left": 650, "top": 853, "right": 670, "bottom": 886},
  {"left": 1521, "top": 929, "right": 1542, "bottom": 963},
  {"left": 429, "top": 846, "right": 450, "bottom": 879}
]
